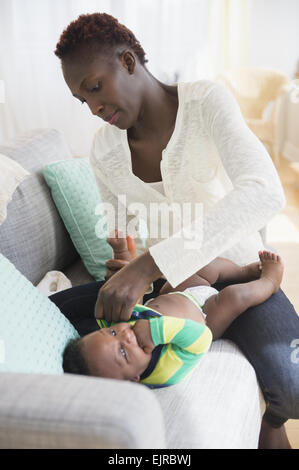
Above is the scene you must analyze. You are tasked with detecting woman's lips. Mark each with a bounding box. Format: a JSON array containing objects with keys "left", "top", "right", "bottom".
[{"left": 108, "top": 111, "right": 119, "bottom": 125}]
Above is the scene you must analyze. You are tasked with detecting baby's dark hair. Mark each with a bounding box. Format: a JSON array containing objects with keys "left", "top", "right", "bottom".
[
  {"left": 62, "top": 337, "right": 91, "bottom": 376},
  {"left": 54, "top": 12, "right": 148, "bottom": 65}
]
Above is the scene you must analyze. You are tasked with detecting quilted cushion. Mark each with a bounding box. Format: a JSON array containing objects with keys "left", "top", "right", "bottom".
[
  {"left": 0, "top": 129, "right": 78, "bottom": 284},
  {"left": 0, "top": 254, "right": 79, "bottom": 374},
  {"left": 43, "top": 158, "right": 113, "bottom": 281}
]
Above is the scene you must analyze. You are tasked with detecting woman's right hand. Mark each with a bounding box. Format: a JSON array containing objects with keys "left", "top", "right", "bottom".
[{"left": 105, "top": 259, "right": 130, "bottom": 280}]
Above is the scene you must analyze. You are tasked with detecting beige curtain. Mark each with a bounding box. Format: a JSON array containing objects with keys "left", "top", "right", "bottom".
[{"left": 207, "top": 0, "right": 251, "bottom": 78}]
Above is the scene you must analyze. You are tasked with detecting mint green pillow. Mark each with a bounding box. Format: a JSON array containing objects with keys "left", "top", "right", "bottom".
[
  {"left": 43, "top": 159, "right": 112, "bottom": 281},
  {"left": 0, "top": 254, "right": 79, "bottom": 374}
]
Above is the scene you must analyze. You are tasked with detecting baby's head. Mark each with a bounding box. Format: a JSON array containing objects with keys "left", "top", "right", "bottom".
[{"left": 63, "top": 322, "right": 152, "bottom": 382}]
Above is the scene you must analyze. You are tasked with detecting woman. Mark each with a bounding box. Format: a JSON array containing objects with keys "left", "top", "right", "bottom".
[{"left": 53, "top": 12, "right": 299, "bottom": 448}]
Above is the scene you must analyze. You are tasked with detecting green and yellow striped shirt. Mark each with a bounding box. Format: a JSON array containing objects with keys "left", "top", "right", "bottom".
[{"left": 96, "top": 304, "right": 212, "bottom": 388}]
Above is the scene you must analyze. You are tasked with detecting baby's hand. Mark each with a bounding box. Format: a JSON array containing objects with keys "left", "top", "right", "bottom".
[
  {"left": 107, "top": 229, "right": 128, "bottom": 253},
  {"left": 107, "top": 230, "right": 136, "bottom": 261},
  {"left": 132, "top": 320, "right": 155, "bottom": 354}
]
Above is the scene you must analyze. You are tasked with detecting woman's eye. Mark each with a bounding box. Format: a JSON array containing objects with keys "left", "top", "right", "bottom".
[
  {"left": 91, "top": 81, "right": 101, "bottom": 92},
  {"left": 110, "top": 329, "right": 116, "bottom": 336}
]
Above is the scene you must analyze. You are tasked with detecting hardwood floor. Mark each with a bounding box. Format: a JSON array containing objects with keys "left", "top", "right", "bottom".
[{"left": 267, "top": 156, "right": 299, "bottom": 449}]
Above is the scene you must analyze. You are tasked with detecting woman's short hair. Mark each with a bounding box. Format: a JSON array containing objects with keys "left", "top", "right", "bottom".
[
  {"left": 62, "top": 337, "right": 91, "bottom": 376},
  {"left": 54, "top": 12, "right": 148, "bottom": 65}
]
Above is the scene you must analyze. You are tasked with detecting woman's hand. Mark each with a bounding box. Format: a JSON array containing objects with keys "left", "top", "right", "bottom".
[
  {"left": 132, "top": 319, "right": 155, "bottom": 354},
  {"left": 95, "top": 251, "right": 162, "bottom": 322}
]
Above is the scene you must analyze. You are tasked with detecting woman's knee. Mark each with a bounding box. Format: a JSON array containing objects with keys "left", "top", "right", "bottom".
[
  {"left": 264, "top": 365, "right": 299, "bottom": 421},
  {"left": 282, "top": 374, "right": 299, "bottom": 419}
]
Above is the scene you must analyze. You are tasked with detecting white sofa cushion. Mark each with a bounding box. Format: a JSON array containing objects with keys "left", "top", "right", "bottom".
[
  {"left": 154, "top": 339, "right": 265, "bottom": 449},
  {"left": 0, "top": 372, "right": 166, "bottom": 449}
]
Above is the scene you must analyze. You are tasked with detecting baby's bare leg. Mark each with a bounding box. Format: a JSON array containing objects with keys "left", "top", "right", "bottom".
[
  {"left": 203, "top": 284, "right": 254, "bottom": 339},
  {"left": 160, "top": 258, "right": 240, "bottom": 295},
  {"left": 204, "top": 251, "right": 284, "bottom": 339},
  {"left": 199, "top": 257, "right": 262, "bottom": 284},
  {"left": 204, "top": 281, "right": 274, "bottom": 340},
  {"left": 159, "top": 257, "right": 261, "bottom": 296}
]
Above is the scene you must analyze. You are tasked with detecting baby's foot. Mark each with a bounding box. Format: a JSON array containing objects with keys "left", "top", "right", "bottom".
[
  {"left": 258, "top": 250, "right": 284, "bottom": 293},
  {"left": 242, "top": 261, "right": 262, "bottom": 281},
  {"left": 107, "top": 230, "right": 133, "bottom": 262}
]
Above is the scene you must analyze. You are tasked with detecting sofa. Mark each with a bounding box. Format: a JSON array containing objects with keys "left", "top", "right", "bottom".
[{"left": 0, "top": 129, "right": 266, "bottom": 449}]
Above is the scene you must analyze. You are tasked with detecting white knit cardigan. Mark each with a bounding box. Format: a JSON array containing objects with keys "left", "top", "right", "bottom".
[{"left": 89, "top": 80, "right": 285, "bottom": 288}]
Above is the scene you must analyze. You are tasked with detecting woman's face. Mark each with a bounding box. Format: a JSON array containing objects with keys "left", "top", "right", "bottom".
[{"left": 61, "top": 46, "right": 142, "bottom": 129}]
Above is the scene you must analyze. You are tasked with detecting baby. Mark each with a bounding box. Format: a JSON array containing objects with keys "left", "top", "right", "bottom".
[{"left": 63, "top": 231, "right": 284, "bottom": 388}]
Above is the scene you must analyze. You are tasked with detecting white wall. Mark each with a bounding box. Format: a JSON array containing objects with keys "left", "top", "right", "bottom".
[{"left": 248, "top": 0, "right": 299, "bottom": 78}]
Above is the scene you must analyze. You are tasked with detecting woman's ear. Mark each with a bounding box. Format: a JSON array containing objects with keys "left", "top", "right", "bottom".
[{"left": 119, "top": 50, "right": 136, "bottom": 74}]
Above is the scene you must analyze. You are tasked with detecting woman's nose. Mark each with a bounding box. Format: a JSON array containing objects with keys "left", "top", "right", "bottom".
[{"left": 88, "top": 100, "right": 104, "bottom": 116}]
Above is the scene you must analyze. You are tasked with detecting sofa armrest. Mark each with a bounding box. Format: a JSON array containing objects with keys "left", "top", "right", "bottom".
[{"left": 0, "top": 372, "right": 165, "bottom": 449}]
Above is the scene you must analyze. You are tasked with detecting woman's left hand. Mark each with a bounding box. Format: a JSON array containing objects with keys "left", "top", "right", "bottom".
[{"left": 94, "top": 251, "right": 162, "bottom": 323}]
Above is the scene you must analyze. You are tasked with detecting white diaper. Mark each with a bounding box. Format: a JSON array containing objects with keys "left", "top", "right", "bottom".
[
  {"left": 181, "top": 286, "right": 219, "bottom": 311},
  {"left": 166, "top": 285, "right": 219, "bottom": 319}
]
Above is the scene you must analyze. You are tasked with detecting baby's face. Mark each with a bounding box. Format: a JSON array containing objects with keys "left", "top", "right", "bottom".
[{"left": 80, "top": 322, "right": 152, "bottom": 382}]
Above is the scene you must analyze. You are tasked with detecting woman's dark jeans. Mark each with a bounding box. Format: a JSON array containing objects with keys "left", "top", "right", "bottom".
[{"left": 50, "top": 278, "right": 299, "bottom": 428}]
